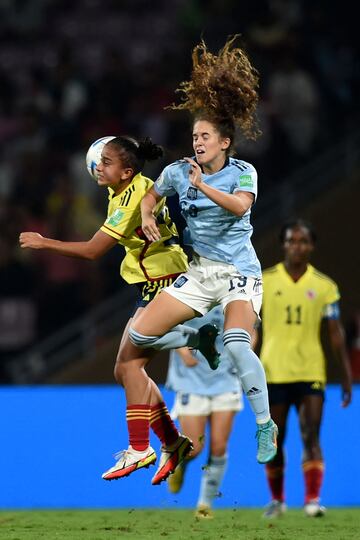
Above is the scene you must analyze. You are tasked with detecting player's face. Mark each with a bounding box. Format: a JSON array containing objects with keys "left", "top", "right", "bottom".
[
  {"left": 96, "top": 145, "right": 133, "bottom": 192},
  {"left": 192, "top": 120, "right": 230, "bottom": 172},
  {"left": 283, "top": 226, "right": 314, "bottom": 264}
]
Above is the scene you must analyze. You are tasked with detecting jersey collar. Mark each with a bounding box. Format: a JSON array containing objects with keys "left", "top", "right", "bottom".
[
  {"left": 195, "top": 156, "right": 230, "bottom": 174},
  {"left": 279, "top": 262, "right": 314, "bottom": 284}
]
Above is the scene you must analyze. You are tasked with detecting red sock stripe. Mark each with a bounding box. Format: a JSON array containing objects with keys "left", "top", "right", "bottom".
[
  {"left": 150, "top": 402, "right": 178, "bottom": 447},
  {"left": 126, "top": 405, "right": 150, "bottom": 452}
]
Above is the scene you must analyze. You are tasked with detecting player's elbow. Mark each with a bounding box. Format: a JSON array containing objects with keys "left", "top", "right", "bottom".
[
  {"left": 83, "top": 245, "right": 102, "bottom": 261},
  {"left": 233, "top": 204, "right": 248, "bottom": 217}
]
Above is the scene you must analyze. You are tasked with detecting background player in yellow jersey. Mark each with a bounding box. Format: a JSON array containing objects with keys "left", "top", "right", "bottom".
[
  {"left": 19, "top": 136, "right": 193, "bottom": 484},
  {"left": 256, "top": 219, "right": 352, "bottom": 518}
]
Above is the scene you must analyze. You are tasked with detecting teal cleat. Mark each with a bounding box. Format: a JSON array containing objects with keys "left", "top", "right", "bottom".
[
  {"left": 263, "top": 500, "right": 287, "bottom": 519},
  {"left": 256, "top": 419, "right": 278, "bottom": 464},
  {"left": 197, "top": 324, "right": 221, "bottom": 370}
]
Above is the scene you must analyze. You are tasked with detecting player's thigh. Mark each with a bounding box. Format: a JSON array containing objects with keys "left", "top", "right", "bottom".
[
  {"left": 132, "top": 291, "right": 197, "bottom": 335},
  {"left": 178, "top": 414, "right": 207, "bottom": 454},
  {"left": 224, "top": 299, "right": 258, "bottom": 335}
]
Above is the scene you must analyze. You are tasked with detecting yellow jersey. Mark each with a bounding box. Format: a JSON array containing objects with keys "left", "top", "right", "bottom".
[
  {"left": 100, "top": 173, "right": 188, "bottom": 284},
  {"left": 260, "top": 263, "right": 340, "bottom": 383}
]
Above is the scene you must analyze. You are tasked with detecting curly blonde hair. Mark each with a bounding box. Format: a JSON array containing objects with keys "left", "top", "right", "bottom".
[{"left": 168, "top": 36, "right": 260, "bottom": 142}]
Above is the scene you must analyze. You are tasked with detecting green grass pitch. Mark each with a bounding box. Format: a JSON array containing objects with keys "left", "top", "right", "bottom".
[{"left": 0, "top": 509, "right": 359, "bottom": 539}]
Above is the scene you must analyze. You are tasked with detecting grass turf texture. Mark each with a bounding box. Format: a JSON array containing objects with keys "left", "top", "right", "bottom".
[{"left": 0, "top": 509, "right": 359, "bottom": 540}]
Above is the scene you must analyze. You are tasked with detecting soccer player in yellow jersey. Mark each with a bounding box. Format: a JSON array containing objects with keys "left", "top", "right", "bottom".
[
  {"left": 257, "top": 219, "right": 352, "bottom": 518},
  {"left": 19, "top": 136, "right": 193, "bottom": 483}
]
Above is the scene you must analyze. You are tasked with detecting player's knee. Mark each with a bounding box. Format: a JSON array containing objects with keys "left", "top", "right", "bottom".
[
  {"left": 301, "top": 424, "right": 320, "bottom": 449},
  {"left": 223, "top": 328, "right": 251, "bottom": 363},
  {"left": 113, "top": 361, "right": 124, "bottom": 386},
  {"left": 190, "top": 439, "right": 204, "bottom": 458},
  {"left": 128, "top": 326, "right": 158, "bottom": 348}
]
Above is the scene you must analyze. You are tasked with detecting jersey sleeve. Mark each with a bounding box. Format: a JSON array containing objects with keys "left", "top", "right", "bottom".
[
  {"left": 323, "top": 301, "right": 340, "bottom": 320},
  {"left": 233, "top": 165, "right": 258, "bottom": 201},
  {"left": 322, "top": 280, "right": 341, "bottom": 319},
  {"left": 153, "top": 163, "right": 178, "bottom": 197},
  {"left": 100, "top": 193, "right": 141, "bottom": 241}
]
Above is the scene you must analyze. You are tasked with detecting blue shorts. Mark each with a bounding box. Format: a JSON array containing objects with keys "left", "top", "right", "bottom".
[
  {"left": 268, "top": 382, "right": 325, "bottom": 406},
  {"left": 131, "top": 275, "right": 179, "bottom": 315}
]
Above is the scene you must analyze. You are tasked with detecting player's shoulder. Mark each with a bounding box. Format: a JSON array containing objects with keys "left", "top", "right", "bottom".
[
  {"left": 310, "top": 265, "right": 338, "bottom": 288},
  {"left": 229, "top": 157, "right": 257, "bottom": 174},
  {"left": 115, "top": 173, "right": 151, "bottom": 208},
  {"left": 158, "top": 159, "right": 188, "bottom": 183},
  {"left": 164, "top": 159, "right": 188, "bottom": 172},
  {"left": 262, "top": 264, "right": 281, "bottom": 277}
]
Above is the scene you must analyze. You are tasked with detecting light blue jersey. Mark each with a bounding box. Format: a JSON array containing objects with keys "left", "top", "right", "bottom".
[
  {"left": 154, "top": 157, "right": 261, "bottom": 277},
  {"left": 166, "top": 306, "right": 241, "bottom": 396}
]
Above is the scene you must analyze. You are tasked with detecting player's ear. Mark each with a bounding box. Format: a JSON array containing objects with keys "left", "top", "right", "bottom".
[
  {"left": 122, "top": 168, "right": 134, "bottom": 180},
  {"left": 221, "top": 137, "right": 231, "bottom": 151}
]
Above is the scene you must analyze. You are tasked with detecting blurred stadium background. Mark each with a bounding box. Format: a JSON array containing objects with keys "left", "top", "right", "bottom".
[{"left": 0, "top": 0, "right": 359, "bottom": 510}]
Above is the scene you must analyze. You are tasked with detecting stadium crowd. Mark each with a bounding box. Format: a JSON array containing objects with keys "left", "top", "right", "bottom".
[{"left": 0, "top": 0, "right": 358, "bottom": 378}]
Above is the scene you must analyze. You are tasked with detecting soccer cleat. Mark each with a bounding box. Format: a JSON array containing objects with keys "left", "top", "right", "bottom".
[
  {"left": 304, "top": 499, "right": 326, "bottom": 517},
  {"left": 152, "top": 434, "right": 193, "bottom": 485},
  {"left": 102, "top": 446, "right": 157, "bottom": 481},
  {"left": 256, "top": 419, "right": 278, "bottom": 464},
  {"left": 197, "top": 324, "right": 221, "bottom": 370},
  {"left": 167, "top": 461, "right": 185, "bottom": 494},
  {"left": 262, "top": 499, "right": 287, "bottom": 519},
  {"left": 194, "top": 504, "right": 214, "bottom": 519}
]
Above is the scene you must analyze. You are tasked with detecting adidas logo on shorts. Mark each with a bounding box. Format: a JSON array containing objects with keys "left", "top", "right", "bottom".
[{"left": 246, "top": 386, "right": 261, "bottom": 396}]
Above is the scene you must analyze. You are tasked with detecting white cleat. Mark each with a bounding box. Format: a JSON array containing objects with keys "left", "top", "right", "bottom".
[
  {"left": 304, "top": 500, "right": 326, "bottom": 517},
  {"left": 151, "top": 434, "right": 193, "bottom": 485},
  {"left": 102, "top": 446, "right": 156, "bottom": 481}
]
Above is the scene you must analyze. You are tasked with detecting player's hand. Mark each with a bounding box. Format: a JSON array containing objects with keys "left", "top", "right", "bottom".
[
  {"left": 19, "top": 232, "right": 45, "bottom": 249},
  {"left": 184, "top": 157, "right": 203, "bottom": 187},
  {"left": 182, "top": 353, "right": 199, "bottom": 367},
  {"left": 177, "top": 347, "right": 199, "bottom": 367},
  {"left": 341, "top": 387, "right": 352, "bottom": 408},
  {"left": 142, "top": 215, "right": 161, "bottom": 242}
]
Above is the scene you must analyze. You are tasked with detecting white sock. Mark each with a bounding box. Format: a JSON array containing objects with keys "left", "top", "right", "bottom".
[
  {"left": 223, "top": 328, "right": 270, "bottom": 423},
  {"left": 197, "top": 454, "right": 227, "bottom": 508}
]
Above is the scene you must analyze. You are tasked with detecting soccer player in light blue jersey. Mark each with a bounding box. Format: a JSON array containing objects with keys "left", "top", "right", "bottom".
[
  {"left": 128, "top": 36, "right": 278, "bottom": 469},
  {"left": 166, "top": 305, "right": 243, "bottom": 518}
]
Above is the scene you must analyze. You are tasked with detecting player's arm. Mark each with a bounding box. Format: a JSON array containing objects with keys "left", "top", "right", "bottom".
[
  {"left": 326, "top": 313, "right": 352, "bottom": 407},
  {"left": 184, "top": 157, "right": 254, "bottom": 217},
  {"left": 176, "top": 347, "right": 198, "bottom": 367},
  {"left": 19, "top": 229, "right": 117, "bottom": 260},
  {"left": 141, "top": 186, "right": 164, "bottom": 242}
]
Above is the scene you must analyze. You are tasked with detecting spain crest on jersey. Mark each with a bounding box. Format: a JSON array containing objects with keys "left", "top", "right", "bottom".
[{"left": 187, "top": 187, "right": 198, "bottom": 200}]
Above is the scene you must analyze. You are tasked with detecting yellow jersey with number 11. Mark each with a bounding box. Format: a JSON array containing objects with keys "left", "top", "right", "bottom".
[{"left": 260, "top": 263, "right": 340, "bottom": 383}]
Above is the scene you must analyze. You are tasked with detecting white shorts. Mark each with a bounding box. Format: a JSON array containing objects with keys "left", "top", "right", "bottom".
[
  {"left": 171, "top": 391, "right": 243, "bottom": 419},
  {"left": 163, "top": 254, "right": 262, "bottom": 316}
]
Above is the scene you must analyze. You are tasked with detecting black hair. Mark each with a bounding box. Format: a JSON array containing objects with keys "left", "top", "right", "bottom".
[
  {"left": 279, "top": 219, "right": 317, "bottom": 244},
  {"left": 107, "top": 136, "right": 163, "bottom": 175}
]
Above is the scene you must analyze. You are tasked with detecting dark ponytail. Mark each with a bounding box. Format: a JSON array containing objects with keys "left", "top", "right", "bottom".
[
  {"left": 107, "top": 136, "right": 163, "bottom": 175},
  {"left": 137, "top": 137, "right": 164, "bottom": 161}
]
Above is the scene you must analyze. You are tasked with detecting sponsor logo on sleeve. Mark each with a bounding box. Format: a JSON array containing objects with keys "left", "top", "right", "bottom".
[
  {"left": 239, "top": 174, "right": 254, "bottom": 188},
  {"left": 106, "top": 209, "right": 124, "bottom": 226}
]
